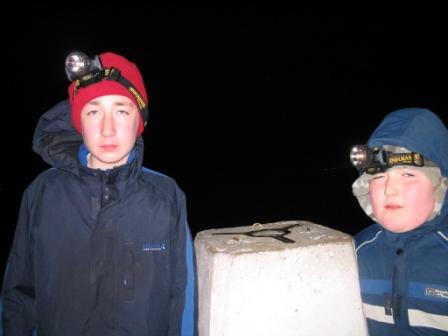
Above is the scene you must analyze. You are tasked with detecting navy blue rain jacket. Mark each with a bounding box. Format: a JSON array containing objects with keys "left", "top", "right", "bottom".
[
  {"left": 354, "top": 108, "right": 448, "bottom": 335},
  {"left": 0, "top": 100, "right": 197, "bottom": 336}
]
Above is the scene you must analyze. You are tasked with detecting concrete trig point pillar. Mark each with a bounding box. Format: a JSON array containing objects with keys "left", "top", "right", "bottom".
[{"left": 194, "top": 220, "right": 368, "bottom": 336}]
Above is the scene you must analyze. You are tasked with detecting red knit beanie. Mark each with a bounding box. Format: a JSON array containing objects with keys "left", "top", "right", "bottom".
[{"left": 68, "top": 52, "right": 148, "bottom": 135}]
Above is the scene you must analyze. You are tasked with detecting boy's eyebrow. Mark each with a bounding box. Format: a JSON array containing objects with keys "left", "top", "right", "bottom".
[
  {"left": 114, "top": 100, "right": 133, "bottom": 106},
  {"left": 87, "top": 99, "right": 133, "bottom": 106}
]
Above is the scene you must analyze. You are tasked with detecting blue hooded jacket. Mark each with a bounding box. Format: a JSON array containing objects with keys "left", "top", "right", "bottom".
[
  {"left": 354, "top": 108, "right": 448, "bottom": 335},
  {"left": 1, "top": 100, "right": 197, "bottom": 336}
]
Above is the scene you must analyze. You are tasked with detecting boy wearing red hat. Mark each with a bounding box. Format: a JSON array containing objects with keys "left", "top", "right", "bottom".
[{"left": 1, "top": 51, "right": 197, "bottom": 336}]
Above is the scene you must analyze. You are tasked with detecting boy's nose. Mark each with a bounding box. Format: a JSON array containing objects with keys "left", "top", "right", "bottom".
[
  {"left": 384, "top": 176, "right": 399, "bottom": 196},
  {"left": 101, "top": 113, "right": 116, "bottom": 136}
]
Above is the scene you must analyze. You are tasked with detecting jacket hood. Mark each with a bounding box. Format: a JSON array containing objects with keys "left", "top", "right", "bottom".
[
  {"left": 33, "top": 100, "right": 83, "bottom": 171},
  {"left": 32, "top": 99, "right": 144, "bottom": 175},
  {"left": 367, "top": 107, "right": 448, "bottom": 226}
]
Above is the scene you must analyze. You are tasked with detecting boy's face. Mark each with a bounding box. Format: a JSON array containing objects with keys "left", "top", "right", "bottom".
[
  {"left": 80, "top": 95, "right": 139, "bottom": 170},
  {"left": 369, "top": 167, "right": 435, "bottom": 233}
]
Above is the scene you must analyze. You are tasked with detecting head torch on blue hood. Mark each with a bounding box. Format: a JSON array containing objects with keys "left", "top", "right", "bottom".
[{"left": 350, "top": 144, "right": 436, "bottom": 175}]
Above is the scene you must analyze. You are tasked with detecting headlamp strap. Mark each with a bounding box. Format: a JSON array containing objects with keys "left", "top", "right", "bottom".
[
  {"left": 387, "top": 152, "right": 424, "bottom": 167},
  {"left": 74, "top": 68, "right": 120, "bottom": 93},
  {"left": 365, "top": 152, "right": 427, "bottom": 174}
]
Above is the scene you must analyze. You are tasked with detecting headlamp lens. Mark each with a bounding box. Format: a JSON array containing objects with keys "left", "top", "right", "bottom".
[
  {"left": 350, "top": 145, "right": 370, "bottom": 168},
  {"left": 65, "top": 52, "right": 92, "bottom": 81}
]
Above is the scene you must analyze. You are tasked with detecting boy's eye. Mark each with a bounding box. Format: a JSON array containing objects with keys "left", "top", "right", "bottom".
[
  {"left": 118, "top": 109, "right": 130, "bottom": 115},
  {"left": 402, "top": 172, "right": 415, "bottom": 177},
  {"left": 86, "top": 110, "right": 98, "bottom": 116},
  {"left": 371, "top": 174, "right": 385, "bottom": 180}
]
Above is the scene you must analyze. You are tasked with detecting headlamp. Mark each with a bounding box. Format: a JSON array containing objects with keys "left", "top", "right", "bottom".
[
  {"left": 350, "top": 145, "right": 432, "bottom": 174},
  {"left": 65, "top": 51, "right": 103, "bottom": 82},
  {"left": 65, "top": 51, "right": 120, "bottom": 93}
]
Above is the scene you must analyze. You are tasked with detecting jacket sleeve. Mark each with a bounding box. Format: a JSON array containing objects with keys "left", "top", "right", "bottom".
[
  {"left": 1, "top": 189, "right": 36, "bottom": 336},
  {"left": 168, "top": 190, "right": 197, "bottom": 336}
]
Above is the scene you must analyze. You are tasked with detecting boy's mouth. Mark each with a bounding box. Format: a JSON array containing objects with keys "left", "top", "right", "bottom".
[
  {"left": 100, "top": 145, "right": 118, "bottom": 151},
  {"left": 385, "top": 204, "right": 402, "bottom": 210}
]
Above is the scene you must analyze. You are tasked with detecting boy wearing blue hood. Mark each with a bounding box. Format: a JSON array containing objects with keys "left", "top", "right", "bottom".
[{"left": 351, "top": 108, "right": 448, "bottom": 335}]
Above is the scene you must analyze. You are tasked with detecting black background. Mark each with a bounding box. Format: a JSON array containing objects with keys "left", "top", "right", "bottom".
[{"left": 2, "top": 4, "right": 448, "bottom": 282}]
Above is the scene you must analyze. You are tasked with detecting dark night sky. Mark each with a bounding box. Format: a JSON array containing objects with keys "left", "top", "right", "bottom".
[{"left": 2, "top": 5, "right": 448, "bottom": 281}]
